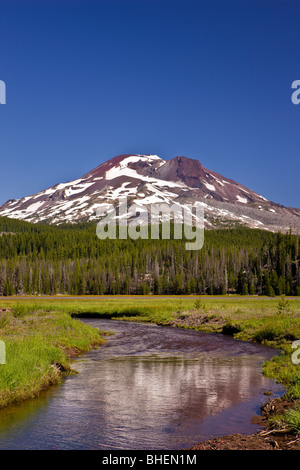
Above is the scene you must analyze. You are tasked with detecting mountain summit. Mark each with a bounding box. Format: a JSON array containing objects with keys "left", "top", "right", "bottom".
[{"left": 1, "top": 154, "right": 300, "bottom": 231}]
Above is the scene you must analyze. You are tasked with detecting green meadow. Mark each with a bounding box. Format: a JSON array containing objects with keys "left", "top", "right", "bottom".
[{"left": 0, "top": 301, "right": 105, "bottom": 408}]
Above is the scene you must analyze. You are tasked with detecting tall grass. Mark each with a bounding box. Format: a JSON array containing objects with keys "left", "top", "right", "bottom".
[
  {"left": 284, "top": 405, "right": 300, "bottom": 433},
  {"left": 0, "top": 306, "right": 105, "bottom": 408}
]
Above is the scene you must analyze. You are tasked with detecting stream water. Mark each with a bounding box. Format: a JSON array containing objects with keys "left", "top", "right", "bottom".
[{"left": 0, "top": 319, "right": 285, "bottom": 450}]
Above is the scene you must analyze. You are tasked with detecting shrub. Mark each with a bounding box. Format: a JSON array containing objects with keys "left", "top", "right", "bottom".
[
  {"left": 277, "top": 295, "right": 291, "bottom": 315},
  {"left": 284, "top": 406, "right": 300, "bottom": 434},
  {"left": 253, "top": 326, "right": 280, "bottom": 343},
  {"left": 222, "top": 322, "right": 242, "bottom": 336},
  {"left": 194, "top": 298, "right": 205, "bottom": 311},
  {"left": 12, "top": 304, "right": 28, "bottom": 318}
]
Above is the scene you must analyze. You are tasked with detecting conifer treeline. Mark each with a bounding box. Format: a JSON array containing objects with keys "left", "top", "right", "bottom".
[{"left": 0, "top": 217, "right": 299, "bottom": 296}]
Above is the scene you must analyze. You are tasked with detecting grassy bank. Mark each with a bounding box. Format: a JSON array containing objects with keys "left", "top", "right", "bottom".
[
  {"left": 0, "top": 303, "right": 105, "bottom": 408},
  {"left": 0, "top": 295, "right": 300, "bottom": 433}
]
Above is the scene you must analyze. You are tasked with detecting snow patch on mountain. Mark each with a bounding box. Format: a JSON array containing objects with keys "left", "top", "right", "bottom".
[
  {"left": 0, "top": 153, "right": 300, "bottom": 232},
  {"left": 236, "top": 195, "right": 248, "bottom": 204}
]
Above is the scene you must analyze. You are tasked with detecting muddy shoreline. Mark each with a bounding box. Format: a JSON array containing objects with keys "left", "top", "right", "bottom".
[{"left": 189, "top": 396, "right": 300, "bottom": 450}]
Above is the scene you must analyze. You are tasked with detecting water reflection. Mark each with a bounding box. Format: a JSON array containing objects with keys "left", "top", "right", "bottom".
[{"left": 0, "top": 320, "right": 284, "bottom": 450}]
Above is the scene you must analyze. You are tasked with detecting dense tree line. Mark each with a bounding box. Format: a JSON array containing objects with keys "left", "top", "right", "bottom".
[{"left": 0, "top": 216, "right": 299, "bottom": 296}]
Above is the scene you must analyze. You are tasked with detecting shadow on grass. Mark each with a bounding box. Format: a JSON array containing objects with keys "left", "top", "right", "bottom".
[{"left": 71, "top": 308, "right": 142, "bottom": 319}]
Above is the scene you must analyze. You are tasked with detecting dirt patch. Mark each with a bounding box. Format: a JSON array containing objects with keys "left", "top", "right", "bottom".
[
  {"left": 191, "top": 432, "right": 300, "bottom": 450},
  {"left": 190, "top": 397, "right": 300, "bottom": 450},
  {"left": 63, "top": 346, "right": 81, "bottom": 358},
  {"left": 169, "top": 311, "right": 226, "bottom": 331}
]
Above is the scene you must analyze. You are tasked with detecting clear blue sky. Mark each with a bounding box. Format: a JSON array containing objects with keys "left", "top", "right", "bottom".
[{"left": 0, "top": 0, "right": 300, "bottom": 207}]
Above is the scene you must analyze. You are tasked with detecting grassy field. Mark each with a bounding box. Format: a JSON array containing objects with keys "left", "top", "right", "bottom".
[
  {"left": 0, "top": 294, "right": 300, "bottom": 431},
  {"left": 0, "top": 302, "right": 105, "bottom": 408}
]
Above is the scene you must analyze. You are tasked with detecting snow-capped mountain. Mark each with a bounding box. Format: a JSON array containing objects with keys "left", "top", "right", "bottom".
[{"left": 1, "top": 153, "right": 300, "bottom": 232}]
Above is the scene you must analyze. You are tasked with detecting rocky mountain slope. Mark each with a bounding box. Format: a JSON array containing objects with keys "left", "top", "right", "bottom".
[{"left": 0, "top": 154, "right": 299, "bottom": 232}]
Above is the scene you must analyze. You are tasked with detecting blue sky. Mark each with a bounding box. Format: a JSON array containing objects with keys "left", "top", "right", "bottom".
[{"left": 0, "top": 0, "right": 300, "bottom": 207}]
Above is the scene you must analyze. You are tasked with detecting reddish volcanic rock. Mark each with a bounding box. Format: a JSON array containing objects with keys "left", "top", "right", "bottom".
[{"left": 0, "top": 153, "right": 300, "bottom": 232}]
